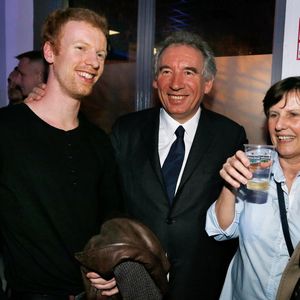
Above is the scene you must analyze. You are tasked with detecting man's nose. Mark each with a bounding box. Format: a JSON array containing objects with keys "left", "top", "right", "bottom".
[
  {"left": 169, "top": 72, "right": 184, "bottom": 90},
  {"left": 85, "top": 51, "right": 100, "bottom": 69}
]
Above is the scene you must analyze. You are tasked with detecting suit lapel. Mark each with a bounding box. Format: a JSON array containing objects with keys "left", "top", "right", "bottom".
[
  {"left": 139, "top": 108, "right": 218, "bottom": 208},
  {"left": 141, "top": 109, "right": 165, "bottom": 187}
]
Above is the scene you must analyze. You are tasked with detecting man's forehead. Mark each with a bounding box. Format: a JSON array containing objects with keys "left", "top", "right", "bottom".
[
  {"left": 9, "top": 67, "right": 19, "bottom": 79},
  {"left": 17, "top": 57, "right": 41, "bottom": 76},
  {"left": 58, "top": 20, "right": 106, "bottom": 48},
  {"left": 159, "top": 45, "right": 204, "bottom": 69},
  {"left": 160, "top": 45, "right": 203, "bottom": 60},
  {"left": 60, "top": 20, "right": 103, "bottom": 35},
  {"left": 18, "top": 57, "right": 31, "bottom": 69}
]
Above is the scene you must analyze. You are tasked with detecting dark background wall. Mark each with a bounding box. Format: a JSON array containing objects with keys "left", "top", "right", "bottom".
[{"left": 33, "top": 0, "right": 67, "bottom": 49}]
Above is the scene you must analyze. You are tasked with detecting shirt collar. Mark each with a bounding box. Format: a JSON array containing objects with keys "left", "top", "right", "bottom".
[
  {"left": 272, "top": 151, "right": 300, "bottom": 183},
  {"left": 272, "top": 152, "right": 287, "bottom": 183},
  {"left": 159, "top": 107, "right": 201, "bottom": 137}
]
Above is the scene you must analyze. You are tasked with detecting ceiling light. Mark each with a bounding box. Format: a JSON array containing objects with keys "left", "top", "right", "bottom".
[{"left": 109, "top": 30, "right": 120, "bottom": 36}]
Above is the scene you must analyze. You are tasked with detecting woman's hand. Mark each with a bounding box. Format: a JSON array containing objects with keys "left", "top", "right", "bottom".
[{"left": 220, "top": 150, "right": 252, "bottom": 189}]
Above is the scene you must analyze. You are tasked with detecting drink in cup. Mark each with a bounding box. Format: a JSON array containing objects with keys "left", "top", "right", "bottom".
[{"left": 244, "top": 144, "right": 275, "bottom": 191}]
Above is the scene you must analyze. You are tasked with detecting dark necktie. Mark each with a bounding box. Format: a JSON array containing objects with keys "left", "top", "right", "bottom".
[{"left": 162, "top": 126, "right": 185, "bottom": 205}]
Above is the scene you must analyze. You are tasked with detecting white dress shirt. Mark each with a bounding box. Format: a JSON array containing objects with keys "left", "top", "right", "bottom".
[{"left": 158, "top": 107, "right": 200, "bottom": 194}]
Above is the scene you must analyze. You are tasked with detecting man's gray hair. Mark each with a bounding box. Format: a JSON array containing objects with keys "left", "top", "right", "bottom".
[{"left": 154, "top": 31, "right": 216, "bottom": 81}]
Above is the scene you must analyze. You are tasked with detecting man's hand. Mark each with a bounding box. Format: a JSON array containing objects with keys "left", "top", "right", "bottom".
[
  {"left": 24, "top": 83, "right": 47, "bottom": 102},
  {"left": 86, "top": 272, "right": 119, "bottom": 296}
]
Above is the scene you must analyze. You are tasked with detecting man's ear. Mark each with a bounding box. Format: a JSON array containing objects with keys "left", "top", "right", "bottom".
[
  {"left": 153, "top": 79, "right": 158, "bottom": 89},
  {"left": 43, "top": 41, "right": 55, "bottom": 64},
  {"left": 204, "top": 79, "right": 214, "bottom": 94}
]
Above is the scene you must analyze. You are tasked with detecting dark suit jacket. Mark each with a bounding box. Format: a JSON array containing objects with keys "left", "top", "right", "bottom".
[{"left": 111, "top": 106, "right": 247, "bottom": 300}]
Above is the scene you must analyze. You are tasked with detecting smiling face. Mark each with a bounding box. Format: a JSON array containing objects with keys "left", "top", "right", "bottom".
[
  {"left": 153, "top": 44, "right": 213, "bottom": 123},
  {"left": 44, "top": 20, "right": 107, "bottom": 100},
  {"left": 268, "top": 91, "right": 300, "bottom": 162}
]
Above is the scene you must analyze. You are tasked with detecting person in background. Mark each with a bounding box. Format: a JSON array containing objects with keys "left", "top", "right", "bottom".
[
  {"left": 2, "top": 50, "right": 49, "bottom": 298},
  {"left": 206, "top": 76, "right": 300, "bottom": 299},
  {"left": 7, "top": 50, "right": 48, "bottom": 105},
  {"left": 7, "top": 67, "right": 23, "bottom": 105},
  {"left": 0, "top": 7, "right": 120, "bottom": 299}
]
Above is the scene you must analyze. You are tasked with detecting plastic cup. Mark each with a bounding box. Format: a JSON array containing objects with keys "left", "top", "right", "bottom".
[{"left": 244, "top": 144, "right": 275, "bottom": 191}]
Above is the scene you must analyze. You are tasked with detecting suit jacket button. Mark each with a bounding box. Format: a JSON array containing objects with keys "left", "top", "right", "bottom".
[{"left": 166, "top": 217, "right": 176, "bottom": 224}]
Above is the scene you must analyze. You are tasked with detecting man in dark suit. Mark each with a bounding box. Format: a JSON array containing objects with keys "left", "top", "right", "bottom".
[{"left": 108, "top": 31, "right": 247, "bottom": 299}]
